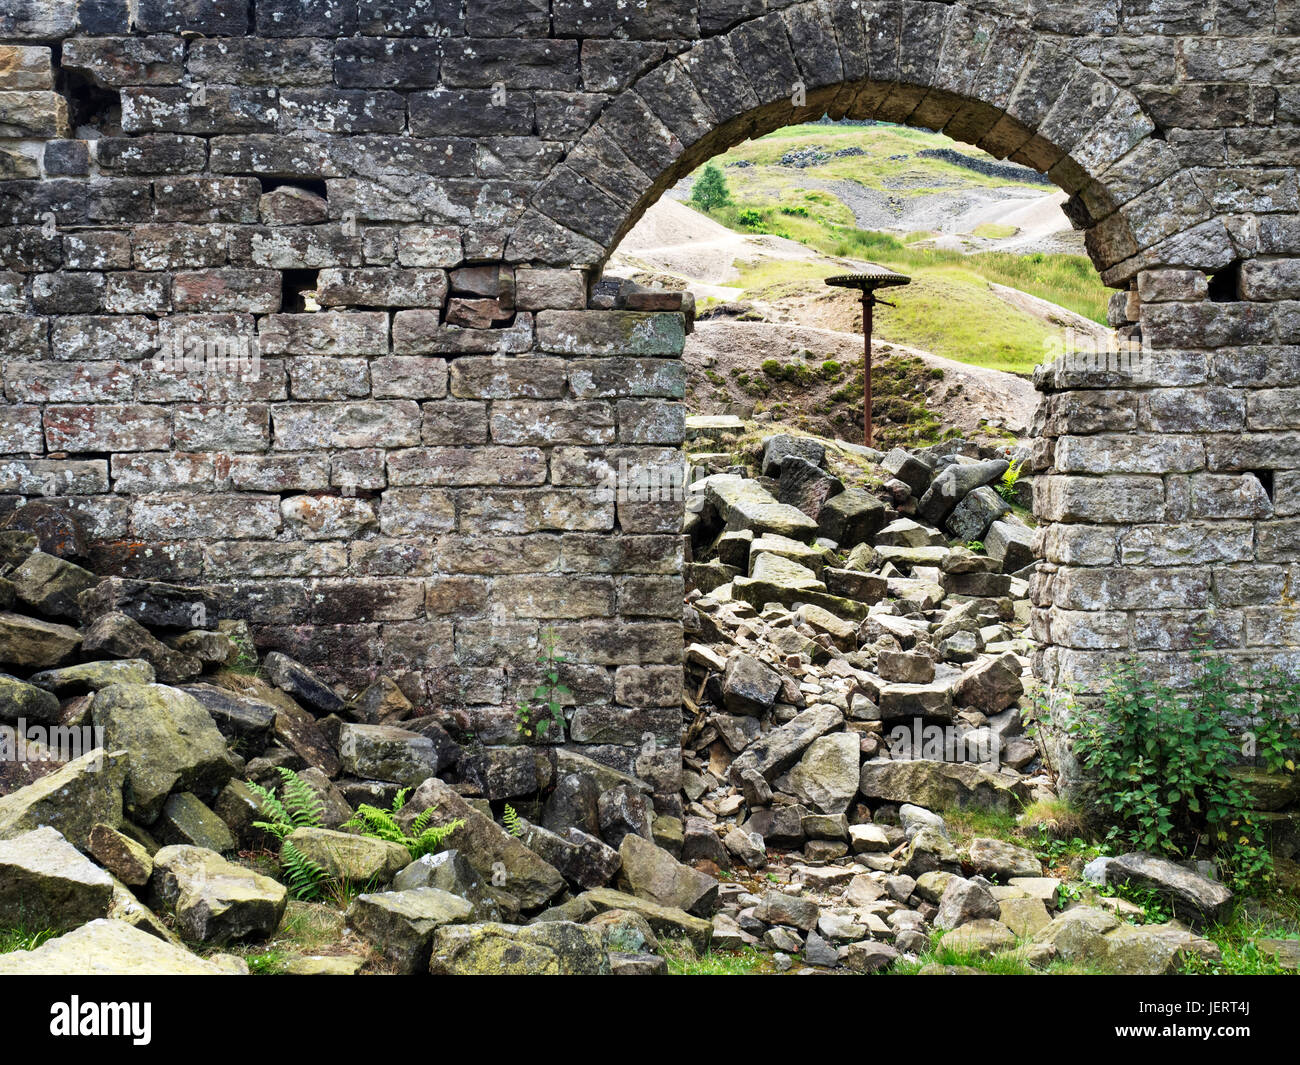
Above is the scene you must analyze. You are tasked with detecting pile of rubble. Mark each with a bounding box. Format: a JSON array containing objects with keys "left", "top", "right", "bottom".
[
  {"left": 681, "top": 429, "right": 1046, "bottom": 837},
  {"left": 0, "top": 437, "right": 1248, "bottom": 976},
  {"left": 661, "top": 428, "right": 1240, "bottom": 972},
  {"left": 0, "top": 517, "right": 697, "bottom": 974}
]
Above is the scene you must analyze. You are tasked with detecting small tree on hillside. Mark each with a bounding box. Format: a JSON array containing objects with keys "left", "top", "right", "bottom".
[{"left": 691, "top": 163, "right": 731, "bottom": 213}]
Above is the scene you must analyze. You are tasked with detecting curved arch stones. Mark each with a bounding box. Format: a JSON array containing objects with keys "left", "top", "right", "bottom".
[{"left": 0, "top": 0, "right": 1298, "bottom": 793}]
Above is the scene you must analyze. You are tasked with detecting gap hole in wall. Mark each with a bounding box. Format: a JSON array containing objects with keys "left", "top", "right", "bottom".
[
  {"left": 1207, "top": 260, "right": 1242, "bottom": 302},
  {"left": 260, "top": 177, "right": 329, "bottom": 198},
  {"left": 61, "top": 70, "right": 122, "bottom": 137},
  {"left": 280, "top": 269, "right": 320, "bottom": 313}
]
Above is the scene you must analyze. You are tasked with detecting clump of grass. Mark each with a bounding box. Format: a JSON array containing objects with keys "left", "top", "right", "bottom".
[
  {"left": 972, "top": 222, "right": 1019, "bottom": 239},
  {"left": 892, "top": 941, "right": 1035, "bottom": 975},
  {"left": 0, "top": 925, "right": 55, "bottom": 954},
  {"left": 661, "top": 939, "right": 772, "bottom": 975},
  {"left": 1181, "top": 904, "right": 1300, "bottom": 975},
  {"left": 1020, "top": 797, "right": 1090, "bottom": 842}
]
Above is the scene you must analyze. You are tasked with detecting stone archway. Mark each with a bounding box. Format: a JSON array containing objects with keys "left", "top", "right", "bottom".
[
  {"left": 506, "top": 0, "right": 1282, "bottom": 723},
  {"left": 0, "top": 0, "right": 1295, "bottom": 798}
]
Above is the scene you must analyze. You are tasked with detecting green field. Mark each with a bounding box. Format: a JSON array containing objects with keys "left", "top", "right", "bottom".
[{"left": 690, "top": 124, "right": 1113, "bottom": 375}]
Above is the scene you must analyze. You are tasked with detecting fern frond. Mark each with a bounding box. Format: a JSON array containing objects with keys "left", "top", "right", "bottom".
[
  {"left": 277, "top": 766, "right": 325, "bottom": 829},
  {"left": 393, "top": 787, "right": 410, "bottom": 812},
  {"left": 502, "top": 804, "right": 523, "bottom": 838},
  {"left": 342, "top": 804, "right": 404, "bottom": 845},
  {"left": 412, "top": 818, "right": 464, "bottom": 859},
  {"left": 280, "top": 838, "right": 326, "bottom": 901},
  {"left": 246, "top": 779, "right": 291, "bottom": 831}
]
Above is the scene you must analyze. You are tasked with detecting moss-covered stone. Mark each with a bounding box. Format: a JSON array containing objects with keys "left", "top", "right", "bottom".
[{"left": 428, "top": 920, "right": 609, "bottom": 975}]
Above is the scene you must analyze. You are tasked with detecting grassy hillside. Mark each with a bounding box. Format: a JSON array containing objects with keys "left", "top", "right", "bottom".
[
  {"left": 715, "top": 123, "right": 1046, "bottom": 194},
  {"left": 688, "top": 124, "right": 1113, "bottom": 375}
]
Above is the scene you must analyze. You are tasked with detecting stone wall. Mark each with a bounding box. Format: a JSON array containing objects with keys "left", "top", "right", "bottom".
[{"left": 1, "top": 0, "right": 1299, "bottom": 790}]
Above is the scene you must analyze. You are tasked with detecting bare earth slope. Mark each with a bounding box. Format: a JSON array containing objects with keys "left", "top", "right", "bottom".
[{"left": 610, "top": 200, "right": 1053, "bottom": 443}]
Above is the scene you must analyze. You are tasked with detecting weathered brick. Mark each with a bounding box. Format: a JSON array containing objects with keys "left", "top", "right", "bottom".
[
  {"left": 548, "top": 620, "right": 681, "bottom": 665},
  {"left": 258, "top": 312, "right": 388, "bottom": 355},
  {"left": 568, "top": 358, "right": 685, "bottom": 399},
  {"left": 1240, "top": 258, "right": 1300, "bottom": 301},
  {"left": 282, "top": 495, "right": 379, "bottom": 541},
  {"left": 111, "top": 452, "right": 215, "bottom": 494},
  {"left": 287, "top": 356, "right": 372, "bottom": 400},
  {"left": 226, "top": 453, "right": 331, "bottom": 492},
  {"left": 132, "top": 495, "right": 281, "bottom": 539},
  {"left": 1036, "top": 475, "right": 1166, "bottom": 523},
  {"left": 4, "top": 360, "right": 133, "bottom": 403},
  {"left": 434, "top": 534, "right": 561, "bottom": 575},
  {"left": 1119, "top": 522, "right": 1255, "bottom": 565},
  {"left": 449, "top": 356, "right": 565, "bottom": 399},
  {"left": 0, "top": 405, "right": 44, "bottom": 452},
  {"left": 0, "top": 457, "right": 108, "bottom": 495},
  {"left": 317, "top": 268, "right": 447, "bottom": 308},
  {"left": 377, "top": 488, "right": 456, "bottom": 535},
  {"left": 387, "top": 446, "right": 546, "bottom": 486},
  {"left": 617, "top": 399, "right": 684, "bottom": 444},
  {"left": 492, "top": 575, "right": 613, "bottom": 618},
  {"left": 1054, "top": 433, "right": 1204, "bottom": 474},
  {"left": 421, "top": 400, "right": 488, "bottom": 444},
  {"left": 423, "top": 576, "right": 488, "bottom": 616},
  {"left": 560, "top": 533, "right": 680, "bottom": 574},
  {"left": 489, "top": 401, "right": 614, "bottom": 445},
  {"left": 457, "top": 488, "right": 614, "bottom": 533},
  {"left": 515, "top": 267, "right": 587, "bottom": 310},
  {"left": 0, "top": 90, "right": 69, "bottom": 137},
  {"left": 173, "top": 269, "right": 281, "bottom": 313},
  {"left": 174, "top": 404, "right": 270, "bottom": 450},
  {"left": 536, "top": 310, "right": 686, "bottom": 356},
  {"left": 273, "top": 401, "right": 421, "bottom": 449},
  {"left": 0, "top": 45, "right": 54, "bottom": 90},
  {"left": 206, "top": 540, "right": 348, "bottom": 577},
  {"left": 393, "top": 309, "right": 534, "bottom": 355},
  {"left": 371, "top": 357, "right": 448, "bottom": 399},
  {"left": 1144, "top": 387, "right": 1245, "bottom": 432},
  {"left": 617, "top": 574, "right": 684, "bottom": 617},
  {"left": 44, "top": 404, "right": 171, "bottom": 452},
  {"left": 62, "top": 231, "right": 132, "bottom": 270},
  {"left": 1046, "top": 566, "right": 1212, "bottom": 611}
]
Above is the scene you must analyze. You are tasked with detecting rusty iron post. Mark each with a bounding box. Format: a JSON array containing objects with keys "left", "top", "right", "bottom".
[{"left": 825, "top": 270, "right": 911, "bottom": 448}]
